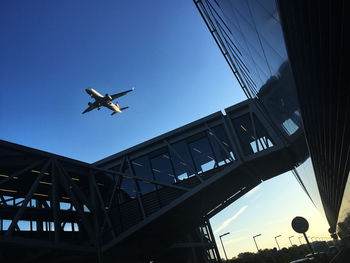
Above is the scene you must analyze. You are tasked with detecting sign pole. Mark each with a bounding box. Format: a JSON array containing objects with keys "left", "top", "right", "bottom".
[
  {"left": 303, "top": 233, "right": 315, "bottom": 257},
  {"left": 291, "top": 216, "right": 316, "bottom": 258}
]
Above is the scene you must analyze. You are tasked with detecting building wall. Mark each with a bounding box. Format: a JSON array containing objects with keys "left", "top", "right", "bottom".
[{"left": 197, "top": 0, "right": 326, "bottom": 219}]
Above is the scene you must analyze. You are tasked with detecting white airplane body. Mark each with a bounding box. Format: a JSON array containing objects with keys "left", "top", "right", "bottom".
[{"left": 82, "top": 87, "right": 134, "bottom": 115}]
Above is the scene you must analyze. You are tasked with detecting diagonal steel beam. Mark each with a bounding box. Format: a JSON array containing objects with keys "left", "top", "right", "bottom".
[
  {"left": 55, "top": 161, "right": 95, "bottom": 244},
  {"left": 0, "top": 159, "right": 44, "bottom": 185},
  {"left": 51, "top": 160, "right": 61, "bottom": 243},
  {"left": 88, "top": 170, "right": 102, "bottom": 258},
  {"left": 57, "top": 161, "right": 93, "bottom": 211},
  {"left": 165, "top": 140, "right": 204, "bottom": 183},
  {"left": 91, "top": 165, "right": 189, "bottom": 192},
  {"left": 99, "top": 158, "right": 126, "bottom": 237},
  {"left": 0, "top": 195, "right": 7, "bottom": 206},
  {"left": 105, "top": 156, "right": 125, "bottom": 214},
  {"left": 89, "top": 170, "right": 116, "bottom": 239},
  {"left": 249, "top": 111, "right": 261, "bottom": 152},
  {"left": 207, "top": 127, "right": 234, "bottom": 162},
  {"left": 100, "top": 171, "right": 123, "bottom": 234},
  {"left": 5, "top": 159, "right": 51, "bottom": 236},
  {"left": 127, "top": 156, "right": 146, "bottom": 219},
  {"left": 102, "top": 160, "right": 242, "bottom": 252}
]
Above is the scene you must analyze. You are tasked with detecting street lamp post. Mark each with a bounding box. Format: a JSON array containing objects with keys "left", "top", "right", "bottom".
[
  {"left": 253, "top": 234, "right": 262, "bottom": 252},
  {"left": 298, "top": 236, "right": 303, "bottom": 245},
  {"left": 219, "top": 232, "right": 230, "bottom": 261},
  {"left": 274, "top": 235, "right": 282, "bottom": 250},
  {"left": 288, "top": 236, "right": 294, "bottom": 246}
]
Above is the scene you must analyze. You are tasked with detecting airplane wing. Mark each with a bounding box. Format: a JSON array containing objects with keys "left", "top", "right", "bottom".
[
  {"left": 82, "top": 104, "right": 97, "bottom": 114},
  {"left": 111, "top": 88, "right": 134, "bottom": 100}
]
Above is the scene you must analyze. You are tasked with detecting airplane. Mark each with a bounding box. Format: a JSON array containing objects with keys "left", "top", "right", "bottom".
[{"left": 82, "top": 87, "right": 134, "bottom": 115}]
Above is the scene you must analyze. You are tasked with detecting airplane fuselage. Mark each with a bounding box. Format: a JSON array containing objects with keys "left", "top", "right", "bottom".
[
  {"left": 83, "top": 87, "right": 133, "bottom": 115},
  {"left": 85, "top": 88, "right": 121, "bottom": 113},
  {"left": 86, "top": 88, "right": 104, "bottom": 101}
]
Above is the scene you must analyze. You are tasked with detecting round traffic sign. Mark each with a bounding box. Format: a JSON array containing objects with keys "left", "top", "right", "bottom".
[{"left": 292, "top": 216, "right": 309, "bottom": 233}]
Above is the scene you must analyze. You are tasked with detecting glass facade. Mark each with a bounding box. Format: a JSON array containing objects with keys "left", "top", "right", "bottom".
[
  {"left": 209, "top": 125, "right": 235, "bottom": 163},
  {"left": 218, "top": 0, "right": 286, "bottom": 88},
  {"left": 132, "top": 156, "right": 156, "bottom": 194},
  {"left": 115, "top": 123, "right": 237, "bottom": 201},
  {"left": 170, "top": 140, "right": 196, "bottom": 180},
  {"left": 232, "top": 113, "right": 274, "bottom": 155},
  {"left": 189, "top": 136, "right": 216, "bottom": 174},
  {"left": 120, "top": 167, "right": 137, "bottom": 199},
  {"left": 337, "top": 172, "right": 350, "bottom": 239},
  {"left": 196, "top": 0, "right": 326, "bottom": 218},
  {"left": 150, "top": 153, "right": 176, "bottom": 185},
  {"left": 214, "top": 0, "right": 301, "bottom": 135},
  {"left": 294, "top": 158, "right": 327, "bottom": 220}
]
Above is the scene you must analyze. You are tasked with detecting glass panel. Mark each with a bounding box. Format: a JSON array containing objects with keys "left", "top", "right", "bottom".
[
  {"left": 60, "top": 202, "right": 71, "bottom": 210},
  {"left": 233, "top": 113, "right": 274, "bottom": 154},
  {"left": 120, "top": 167, "right": 136, "bottom": 199},
  {"left": 209, "top": 249, "right": 215, "bottom": 260},
  {"left": 282, "top": 118, "right": 299, "bottom": 135},
  {"left": 232, "top": 114, "right": 255, "bottom": 155},
  {"left": 150, "top": 152, "right": 176, "bottom": 185},
  {"left": 231, "top": 0, "right": 271, "bottom": 86},
  {"left": 252, "top": 114, "right": 274, "bottom": 151},
  {"left": 249, "top": 0, "right": 286, "bottom": 71},
  {"left": 294, "top": 158, "right": 326, "bottom": 219},
  {"left": 132, "top": 156, "right": 156, "bottom": 195},
  {"left": 189, "top": 137, "right": 216, "bottom": 173},
  {"left": 169, "top": 140, "right": 195, "bottom": 180},
  {"left": 212, "top": 0, "right": 302, "bottom": 138},
  {"left": 2, "top": 220, "right": 11, "bottom": 231},
  {"left": 18, "top": 220, "right": 31, "bottom": 231},
  {"left": 208, "top": 125, "right": 235, "bottom": 165},
  {"left": 254, "top": 0, "right": 279, "bottom": 22},
  {"left": 217, "top": 0, "right": 287, "bottom": 90}
]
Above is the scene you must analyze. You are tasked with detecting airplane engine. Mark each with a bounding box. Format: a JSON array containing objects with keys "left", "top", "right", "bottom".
[
  {"left": 88, "top": 102, "right": 93, "bottom": 106},
  {"left": 105, "top": 93, "right": 112, "bottom": 101}
]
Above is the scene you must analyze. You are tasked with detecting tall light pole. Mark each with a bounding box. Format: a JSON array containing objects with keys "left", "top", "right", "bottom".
[
  {"left": 288, "top": 235, "right": 294, "bottom": 246},
  {"left": 219, "top": 232, "right": 230, "bottom": 261},
  {"left": 298, "top": 236, "right": 303, "bottom": 245},
  {"left": 274, "top": 235, "right": 282, "bottom": 250},
  {"left": 253, "top": 234, "right": 262, "bottom": 252}
]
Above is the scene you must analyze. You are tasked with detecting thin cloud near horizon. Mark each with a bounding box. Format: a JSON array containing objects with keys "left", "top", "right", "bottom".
[
  {"left": 214, "top": 206, "right": 248, "bottom": 234},
  {"left": 245, "top": 185, "right": 260, "bottom": 197}
]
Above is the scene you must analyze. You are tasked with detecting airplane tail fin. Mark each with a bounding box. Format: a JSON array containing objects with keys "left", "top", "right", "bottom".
[{"left": 111, "top": 107, "right": 128, "bottom": 115}]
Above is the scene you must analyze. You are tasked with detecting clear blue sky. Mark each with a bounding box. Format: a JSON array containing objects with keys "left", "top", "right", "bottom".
[
  {"left": 0, "top": 0, "right": 330, "bottom": 258},
  {"left": 0, "top": 0, "right": 245, "bottom": 162}
]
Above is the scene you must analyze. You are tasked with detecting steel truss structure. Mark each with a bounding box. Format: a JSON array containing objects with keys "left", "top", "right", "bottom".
[{"left": 0, "top": 99, "right": 307, "bottom": 262}]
